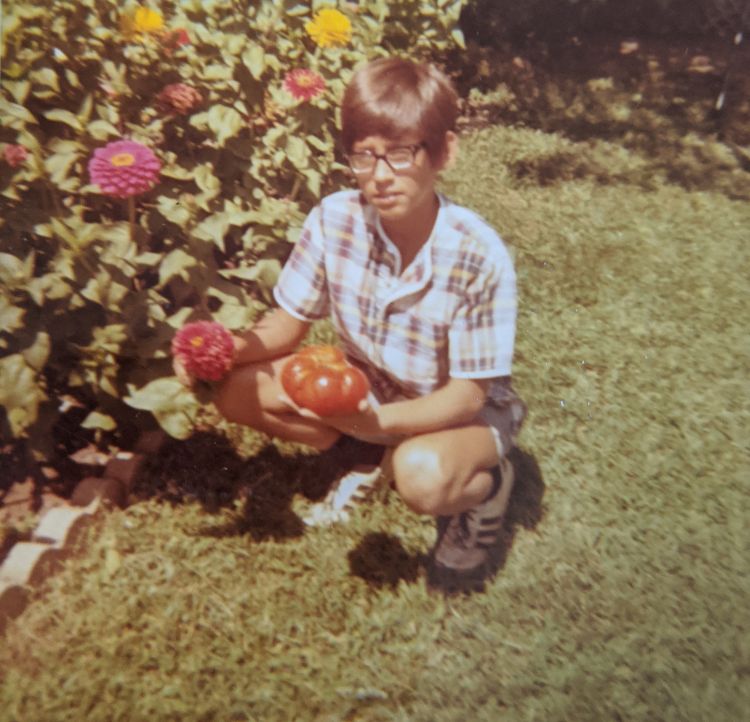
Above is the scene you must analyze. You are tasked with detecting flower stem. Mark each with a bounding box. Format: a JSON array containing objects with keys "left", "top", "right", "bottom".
[
  {"left": 290, "top": 176, "right": 302, "bottom": 202},
  {"left": 128, "top": 196, "right": 136, "bottom": 243}
]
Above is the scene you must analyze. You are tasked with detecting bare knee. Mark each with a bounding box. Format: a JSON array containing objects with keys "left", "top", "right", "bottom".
[{"left": 392, "top": 440, "right": 453, "bottom": 516}]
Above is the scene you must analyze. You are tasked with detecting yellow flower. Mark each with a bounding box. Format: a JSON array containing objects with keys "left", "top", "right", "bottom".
[
  {"left": 305, "top": 8, "right": 352, "bottom": 48},
  {"left": 121, "top": 7, "right": 164, "bottom": 37},
  {"left": 134, "top": 7, "right": 164, "bottom": 32}
]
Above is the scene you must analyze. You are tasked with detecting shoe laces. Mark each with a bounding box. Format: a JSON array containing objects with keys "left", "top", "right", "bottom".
[{"left": 444, "top": 508, "right": 478, "bottom": 551}]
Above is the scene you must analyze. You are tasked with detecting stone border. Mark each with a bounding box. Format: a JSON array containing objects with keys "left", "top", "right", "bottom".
[{"left": 0, "top": 430, "right": 167, "bottom": 633}]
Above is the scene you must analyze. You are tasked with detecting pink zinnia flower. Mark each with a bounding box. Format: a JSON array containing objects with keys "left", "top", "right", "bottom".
[
  {"left": 283, "top": 69, "right": 326, "bottom": 102},
  {"left": 172, "top": 29, "right": 190, "bottom": 47},
  {"left": 171, "top": 321, "right": 235, "bottom": 382},
  {"left": 4, "top": 144, "right": 28, "bottom": 168},
  {"left": 157, "top": 83, "right": 202, "bottom": 115},
  {"left": 88, "top": 139, "right": 161, "bottom": 198}
]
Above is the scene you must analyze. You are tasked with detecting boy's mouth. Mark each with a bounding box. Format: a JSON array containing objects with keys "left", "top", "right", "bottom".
[{"left": 373, "top": 192, "right": 400, "bottom": 204}]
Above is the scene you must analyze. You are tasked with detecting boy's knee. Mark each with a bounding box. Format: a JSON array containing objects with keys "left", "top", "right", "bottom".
[{"left": 392, "top": 440, "right": 452, "bottom": 516}]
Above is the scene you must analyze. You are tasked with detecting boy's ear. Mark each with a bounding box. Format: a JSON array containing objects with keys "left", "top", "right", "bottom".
[{"left": 439, "top": 131, "right": 459, "bottom": 171}]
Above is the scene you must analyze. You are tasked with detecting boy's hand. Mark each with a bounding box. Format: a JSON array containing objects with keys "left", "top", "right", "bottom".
[
  {"left": 277, "top": 393, "right": 382, "bottom": 437},
  {"left": 173, "top": 354, "right": 196, "bottom": 388},
  {"left": 173, "top": 334, "right": 243, "bottom": 388}
]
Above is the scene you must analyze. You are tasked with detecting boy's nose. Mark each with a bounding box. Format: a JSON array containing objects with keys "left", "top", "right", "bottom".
[{"left": 372, "top": 156, "right": 394, "bottom": 181}]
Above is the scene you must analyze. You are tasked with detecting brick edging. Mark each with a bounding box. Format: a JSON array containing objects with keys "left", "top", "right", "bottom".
[{"left": 0, "top": 430, "right": 167, "bottom": 633}]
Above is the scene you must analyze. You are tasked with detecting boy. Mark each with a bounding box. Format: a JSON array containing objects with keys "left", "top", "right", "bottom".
[{"left": 179, "top": 57, "right": 525, "bottom": 585}]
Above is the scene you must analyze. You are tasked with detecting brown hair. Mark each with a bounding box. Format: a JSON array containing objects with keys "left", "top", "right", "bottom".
[{"left": 341, "top": 57, "right": 459, "bottom": 164}]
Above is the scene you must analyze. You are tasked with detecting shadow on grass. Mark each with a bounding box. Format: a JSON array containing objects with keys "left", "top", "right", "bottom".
[
  {"left": 347, "top": 532, "right": 424, "bottom": 589},
  {"left": 348, "top": 447, "right": 546, "bottom": 593},
  {"left": 490, "top": 446, "right": 546, "bottom": 568},
  {"left": 135, "top": 431, "right": 354, "bottom": 542},
  {"left": 135, "top": 432, "right": 545, "bottom": 590}
]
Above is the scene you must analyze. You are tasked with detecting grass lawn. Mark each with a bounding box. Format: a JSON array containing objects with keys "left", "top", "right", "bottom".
[{"left": 1, "top": 117, "right": 748, "bottom": 720}]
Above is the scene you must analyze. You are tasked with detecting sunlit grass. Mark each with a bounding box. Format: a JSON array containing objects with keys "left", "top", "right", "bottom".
[{"left": 1, "top": 121, "right": 748, "bottom": 721}]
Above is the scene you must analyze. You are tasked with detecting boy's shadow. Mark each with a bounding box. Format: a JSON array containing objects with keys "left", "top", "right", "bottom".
[
  {"left": 134, "top": 431, "right": 348, "bottom": 542},
  {"left": 136, "top": 433, "right": 545, "bottom": 588},
  {"left": 347, "top": 447, "right": 546, "bottom": 591}
]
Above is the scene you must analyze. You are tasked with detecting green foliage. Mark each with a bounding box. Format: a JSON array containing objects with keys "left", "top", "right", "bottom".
[{"left": 0, "top": 0, "right": 466, "bottom": 457}]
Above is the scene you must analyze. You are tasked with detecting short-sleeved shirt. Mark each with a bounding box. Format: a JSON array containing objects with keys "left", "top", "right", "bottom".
[{"left": 274, "top": 189, "right": 520, "bottom": 409}]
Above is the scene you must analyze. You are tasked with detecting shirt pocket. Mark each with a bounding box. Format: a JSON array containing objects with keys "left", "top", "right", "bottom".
[{"left": 381, "top": 311, "right": 450, "bottom": 392}]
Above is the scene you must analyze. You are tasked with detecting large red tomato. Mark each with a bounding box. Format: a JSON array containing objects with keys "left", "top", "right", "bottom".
[{"left": 281, "top": 345, "right": 370, "bottom": 417}]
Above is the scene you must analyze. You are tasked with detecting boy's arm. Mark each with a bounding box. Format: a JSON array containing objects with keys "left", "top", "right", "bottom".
[
  {"left": 233, "top": 307, "right": 311, "bottom": 365},
  {"left": 173, "top": 307, "right": 309, "bottom": 386},
  {"left": 376, "top": 377, "right": 490, "bottom": 435}
]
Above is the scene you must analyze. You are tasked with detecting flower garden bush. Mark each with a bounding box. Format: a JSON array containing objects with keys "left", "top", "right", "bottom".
[{"left": 0, "top": 0, "right": 466, "bottom": 461}]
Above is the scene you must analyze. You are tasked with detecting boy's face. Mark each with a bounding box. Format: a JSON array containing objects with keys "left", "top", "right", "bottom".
[{"left": 349, "top": 134, "right": 455, "bottom": 228}]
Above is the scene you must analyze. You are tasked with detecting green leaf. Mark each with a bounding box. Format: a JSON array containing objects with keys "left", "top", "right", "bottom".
[
  {"left": 44, "top": 150, "right": 81, "bottom": 186},
  {"left": 87, "top": 119, "right": 120, "bottom": 141},
  {"left": 7, "top": 80, "right": 31, "bottom": 104},
  {"left": 44, "top": 108, "right": 84, "bottom": 132},
  {"left": 0, "top": 253, "right": 25, "bottom": 285},
  {"left": 161, "top": 164, "right": 195, "bottom": 180},
  {"left": 306, "top": 134, "right": 330, "bottom": 152},
  {"left": 287, "top": 135, "right": 310, "bottom": 169},
  {"left": 0, "top": 296, "right": 25, "bottom": 331},
  {"left": 27, "top": 273, "right": 72, "bottom": 304},
  {"left": 0, "top": 354, "right": 46, "bottom": 436},
  {"left": 207, "top": 105, "right": 245, "bottom": 147},
  {"left": 65, "top": 69, "right": 82, "bottom": 89},
  {"left": 0, "top": 99, "right": 37, "bottom": 125},
  {"left": 81, "top": 411, "right": 117, "bottom": 431},
  {"left": 80, "top": 271, "right": 130, "bottom": 309},
  {"left": 30, "top": 67, "right": 60, "bottom": 93},
  {"left": 135, "top": 251, "right": 163, "bottom": 268},
  {"left": 219, "top": 259, "right": 281, "bottom": 289},
  {"left": 77, "top": 94, "right": 94, "bottom": 123},
  {"left": 124, "top": 377, "right": 198, "bottom": 439},
  {"left": 193, "top": 213, "right": 230, "bottom": 252},
  {"left": 194, "top": 164, "right": 222, "bottom": 194},
  {"left": 156, "top": 196, "right": 192, "bottom": 227},
  {"left": 242, "top": 44, "right": 266, "bottom": 80},
  {"left": 22, "top": 332, "right": 51, "bottom": 371},
  {"left": 202, "top": 64, "right": 234, "bottom": 81},
  {"left": 159, "top": 249, "right": 198, "bottom": 286},
  {"left": 303, "top": 168, "right": 322, "bottom": 197}
]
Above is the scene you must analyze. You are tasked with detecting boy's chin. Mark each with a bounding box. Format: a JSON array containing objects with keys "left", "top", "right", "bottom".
[{"left": 370, "top": 197, "right": 409, "bottom": 222}]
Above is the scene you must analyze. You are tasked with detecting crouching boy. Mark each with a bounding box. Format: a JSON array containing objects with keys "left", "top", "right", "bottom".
[{"left": 178, "top": 57, "right": 526, "bottom": 586}]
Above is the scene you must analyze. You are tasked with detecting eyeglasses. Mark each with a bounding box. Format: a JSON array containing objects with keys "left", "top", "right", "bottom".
[{"left": 347, "top": 143, "right": 426, "bottom": 174}]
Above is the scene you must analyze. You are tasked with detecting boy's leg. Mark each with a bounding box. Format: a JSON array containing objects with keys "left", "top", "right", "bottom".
[
  {"left": 392, "top": 422, "right": 502, "bottom": 518},
  {"left": 214, "top": 355, "right": 341, "bottom": 450},
  {"left": 392, "top": 422, "right": 514, "bottom": 579}
]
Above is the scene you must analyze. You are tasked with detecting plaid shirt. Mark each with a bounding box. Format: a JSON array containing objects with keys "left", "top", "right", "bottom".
[{"left": 274, "top": 190, "right": 519, "bottom": 406}]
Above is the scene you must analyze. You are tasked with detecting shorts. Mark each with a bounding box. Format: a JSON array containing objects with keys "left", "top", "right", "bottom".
[{"left": 351, "top": 389, "right": 527, "bottom": 460}]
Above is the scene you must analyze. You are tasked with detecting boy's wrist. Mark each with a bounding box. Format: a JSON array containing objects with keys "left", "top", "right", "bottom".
[{"left": 373, "top": 403, "right": 398, "bottom": 435}]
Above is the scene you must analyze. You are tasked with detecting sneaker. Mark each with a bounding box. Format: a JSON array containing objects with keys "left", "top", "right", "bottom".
[
  {"left": 302, "top": 448, "right": 394, "bottom": 527},
  {"left": 430, "top": 457, "right": 515, "bottom": 584}
]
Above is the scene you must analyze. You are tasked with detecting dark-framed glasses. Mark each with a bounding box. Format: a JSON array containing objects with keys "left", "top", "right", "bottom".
[{"left": 347, "top": 142, "right": 426, "bottom": 174}]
